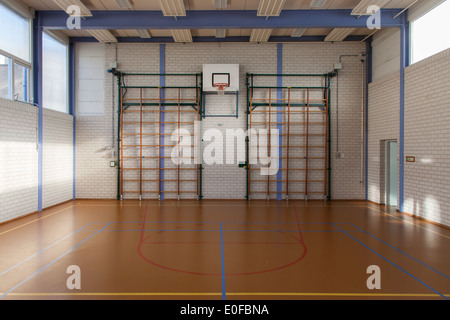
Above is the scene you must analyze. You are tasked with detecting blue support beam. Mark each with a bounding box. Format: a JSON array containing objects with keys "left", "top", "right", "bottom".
[
  {"left": 40, "top": 9, "right": 405, "bottom": 30},
  {"left": 69, "top": 42, "right": 76, "bottom": 200},
  {"left": 365, "top": 39, "right": 372, "bottom": 201},
  {"left": 160, "top": 44, "right": 165, "bottom": 200},
  {"left": 277, "top": 44, "right": 283, "bottom": 201},
  {"left": 33, "top": 11, "right": 43, "bottom": 212},
  {"left": 398, "top": 16, "right": 409, "bottom": 213},
  {"left": 69, "top": 35, "right": 367, "bottom": 44}
]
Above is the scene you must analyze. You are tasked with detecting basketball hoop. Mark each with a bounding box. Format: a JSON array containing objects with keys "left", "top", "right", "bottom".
[{"left": 213, "top": 83, "right": 229, "bottom": 95}]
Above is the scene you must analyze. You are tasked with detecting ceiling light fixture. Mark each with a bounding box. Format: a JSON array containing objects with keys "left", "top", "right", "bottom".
[
  {"left": 171, "top": 29, "right": 193, "bottom": 42},
  {"left": 87, "top": 29, "right": 118, "bottom": 43},
  {"left": 257, "top": 0, "right": 286, "bottom": 17},
  {"left": 291, "top": 28, "right": 307, "bottom": 38},
  {"left": 215, "top": 0, "right": 227, "bottom": 9},
  {"left": 159, "top": 0, "right": 186, "bottom": 17},
  {"left": 250, "top": 29, "right": 273, "bottom": 42},
  {"left": 324, "top": 28, "right": 355, "bottom": 42},
  {"left": 351, "top": 0, "right": 392, "bottom": 15},
  {"left": 215, "top": 29, "right": 226, "bottom": 38},
  {"left": 310, "top": 0, "right": 328, "bottom": 8},
  {"left": 115, "top": 0, "right": 134, "bottom": 9},
  {"left": 136, "top": 29, "right": 151, "bottom": 39},
  {"left": 52, "top": 0, "right": 92, "bottom": 17}
]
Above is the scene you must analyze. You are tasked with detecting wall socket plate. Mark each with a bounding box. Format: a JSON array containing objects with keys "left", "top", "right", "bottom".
[{"left": 334, "top": 63, "right": 343, "bottom": 70}]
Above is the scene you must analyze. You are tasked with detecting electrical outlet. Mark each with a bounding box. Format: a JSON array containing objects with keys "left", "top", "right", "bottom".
[
  {"left": 336, "top": 152, "right": 345, "bottom": 159},
  {"left": 110, "top": 161, "right": 116, "bottom": 168},
  {"left": 334, "top": 63, "right": 342, "bottom": 70}
]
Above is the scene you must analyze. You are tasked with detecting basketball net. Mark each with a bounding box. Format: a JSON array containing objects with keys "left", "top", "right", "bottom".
[{"left": 213, "top": 83, "right": 229, "bottom": 95}]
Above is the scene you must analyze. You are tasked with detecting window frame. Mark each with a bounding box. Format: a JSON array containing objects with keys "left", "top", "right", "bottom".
[
  {"left": 0, "top": 2, "right": 32, "bottom": 102},
  {"left": 42, "top": 30, "right": 70, "bottom": 114},
  {"left": 409, "top": 0, "right": 450, "bottom": 65}
]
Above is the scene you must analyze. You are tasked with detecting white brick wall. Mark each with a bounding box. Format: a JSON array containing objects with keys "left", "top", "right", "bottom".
[
  {"left": 367, "top": 43, "right": 450, "bottom": 227},
  {"left": 367, "top": 71, "right": 400, "bottom": 204},
  {"left": 404, "top": 48, "right": 450, "bottom": 227},
  {"left": 42, "top": 109, "right": 73, "bottom": 209},
  {"left": 0, "top": 99, "right": 39, "bottom": 223},
  {"left": 283, "top": 42, "right": 366, "bottom": 200},
  {"left": 76, "top": 42, "right": 366, "bottom": 201},
  {"left": 0, "top": 100, "right": 74, "bottom": 223}
]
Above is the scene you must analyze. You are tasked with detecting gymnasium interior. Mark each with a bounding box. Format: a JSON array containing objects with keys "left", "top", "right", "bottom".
[{"left": 0, "top": 0, "right": 449, "bottom": 301}]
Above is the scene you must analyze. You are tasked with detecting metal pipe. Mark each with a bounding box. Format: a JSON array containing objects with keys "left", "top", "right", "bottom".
[
  {"left": 324, "top": 78, "right": 329, "bottom": 199},
  {"left": 120, "top": 86, "right": 124, "bottom": 200},
  {"left": 116, "top": 73, "right": 122, "bottom": 200},
  {"left": 158, "top": 87, "right": 162, "bottom": 199},
  {"left": 177, "top": 88, "right": 181, "bottom": 200},
  {"left": 248, "top": 73, "right": 331, "bottom": 77},
  {"left": 305, "top": 88, "right": 310, "bottom": 200},
  {"left": 139, "top": 88, "right": 143, "bottom": 200},
  {"left": 286, "top": 88, "right": 291, "bottom": 199},
  {"left": 267, "top": 89, "right": 272, "bottom": 200},
  {"left": 361, "top": 58, "right": 365, "bottom": 185}
]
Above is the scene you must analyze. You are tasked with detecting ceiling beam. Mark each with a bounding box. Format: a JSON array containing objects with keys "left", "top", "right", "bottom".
[
  {"left": 38, "top": 9, "right": 406, "bottom": 30},
  {"left": 69, "top": 35, "right": 367, "bottom": 43}
]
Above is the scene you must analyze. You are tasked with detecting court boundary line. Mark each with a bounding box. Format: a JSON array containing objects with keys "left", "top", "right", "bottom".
[
  {"left": 1, "top": 202, "right": 448, "bottom": 241},
  {"left": 220, "top": 222, "right": 226, "bottom": 301},
  {"left": 1, "top": 292, "right": 449, "bottom": 298},
  {"left": 331, "top": 223, "right": 448, "bottom": 301},
  {"left": 0, "top": 222, "right": 93, "bottom": 278},
  {"left": 0, "top": 223, "right": 112, "bottom": 300},
  {"left": 1, "top": 200, "right": 448, "bottom": 300},
  {"left": 0, "top": 205, "right": 74, "bottom": 237},
  {"left": 351, "top": 223, "right": 450, "bottom": 280}
]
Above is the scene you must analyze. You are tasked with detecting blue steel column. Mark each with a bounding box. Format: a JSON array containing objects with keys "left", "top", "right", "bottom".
[
  {"left": 33, "top": 12, "right": 43, "bottom": 212},
  {"left": 276, "top": 44, "right": 283, "bottom": 200},
  {"left": 399, "top": 15, "right": 409, "bottom": 212},
  {"left": 365, "top": 39, "right": 372, "bottom": 201},
  {"left": 69, "top": 42, "right": 76, "bottom": 200},
  {"left": 160, "top": 44, "right": 165, "bottom": 200}
]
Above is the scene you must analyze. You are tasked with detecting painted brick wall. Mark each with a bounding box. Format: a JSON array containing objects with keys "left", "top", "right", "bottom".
[
  {"left": 42, "top": 109, "right": 73, "bottom": 209},
  {"left": 76, "top": 42, "right": 366, "bottom": 201},
  {"left": 0, "top": 98, "right": 74, "bottom": 223},
  {"left": 283, "top": 42, "right": 366, "bottom": 200},
  {"left": 404, "top": 48, "right": 450, "bottom": 226},
  {"left": 0, "top": 99, "right": 38, "bottom": 223},
  {"left": 367, "top": 71, "right": 400, "bottom": 204}
]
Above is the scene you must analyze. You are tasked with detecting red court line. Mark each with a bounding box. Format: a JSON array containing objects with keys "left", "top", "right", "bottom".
[{"left": 136, "top": 203, "right": 309, "bottom": 277}]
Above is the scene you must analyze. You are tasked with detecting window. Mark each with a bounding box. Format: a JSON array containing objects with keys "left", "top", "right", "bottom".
[
  {"left": 14, "top": 62, "right": 29, "bottom": 102},
  {"left": 43, "top": 32, "right": 68, "bottom": 113},
  {"left": 411, "top": 0, "right": 450, "bottom": 64},
  {"left": 0, "top": 2, "right": 31, "bottom": 102},
  {"left": 0, "top": 54, "right": 9, "bottom": 99},
  {"left": 0, "top": 3, "right": 30, "bottom": 62}
]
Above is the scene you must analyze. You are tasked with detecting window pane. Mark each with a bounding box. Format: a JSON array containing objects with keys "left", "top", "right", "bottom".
[
  {"left": 43, "top": 32, "right": 68, "bottom": 113},
  {"left": 14, "top": 63, "right": 28, "bottom": 102},
  {"left": 0, "top": 54, "right": 10, "bottom": 99},
  {"left": 0, "top": 3, "right": 30, "bottom": 62},
  {"left": 411, "top": 0, "right": 450, "bottom": 64}
]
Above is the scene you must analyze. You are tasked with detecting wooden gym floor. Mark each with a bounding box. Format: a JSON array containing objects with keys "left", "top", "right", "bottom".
[{"left": 0, "top": 200, "right": 449, "bottom": 300}]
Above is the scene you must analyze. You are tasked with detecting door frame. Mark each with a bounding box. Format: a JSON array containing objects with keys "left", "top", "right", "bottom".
[{"left": 385, "top": 140, "right": 398, "bottom": 207}]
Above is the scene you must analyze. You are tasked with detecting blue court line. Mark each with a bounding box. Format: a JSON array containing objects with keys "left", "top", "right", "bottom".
[
  {"left": 89, "top": 221, "right": 354, "bottom": 225},
  {"left": 220, "top": 222, "right": 226, "bottom": 301},
  {"left": 331, "top": 223, "right": 448, "bottom": 300},
  {"left": 79, "top": 229, "right": 363, "bottom": 233},
  {"left": 351, "top": 223, "right": 450, "bottom": 281},
  {"left": 0, "top": 223, "right": 112, "bottom": 300},
  {"left": 0, "top": 223, "right": 93, "bottom": 279}
]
